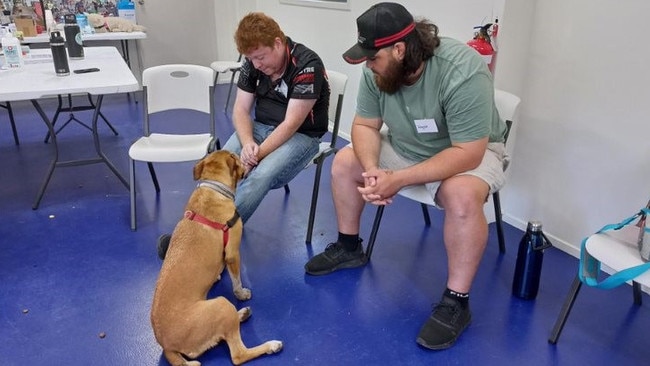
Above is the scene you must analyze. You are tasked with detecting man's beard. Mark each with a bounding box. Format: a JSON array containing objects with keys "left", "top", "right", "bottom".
[{"left": 374, "top": 56, "right": 407, "bottom": 94}]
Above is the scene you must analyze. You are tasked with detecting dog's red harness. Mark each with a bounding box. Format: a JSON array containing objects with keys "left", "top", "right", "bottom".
[{"left": 183, "top": 210, "right": 240, "bottom": 247}]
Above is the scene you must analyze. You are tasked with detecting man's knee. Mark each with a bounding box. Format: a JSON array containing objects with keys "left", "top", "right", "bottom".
[
  {"left": 437, "top": 176, "right": 489, "bottom": 213},
  {"left": 331, "top": 147, "right": 360, "bottom": 178},
  {"left": 240, "top": 167, "right": 276, "bottom": 191}
]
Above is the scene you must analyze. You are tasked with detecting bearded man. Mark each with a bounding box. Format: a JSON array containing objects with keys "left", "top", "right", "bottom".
[{"left": 304, "top": 2, "right": 508, "bottom": 351}]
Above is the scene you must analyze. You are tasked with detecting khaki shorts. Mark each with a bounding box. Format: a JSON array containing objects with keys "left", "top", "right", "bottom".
[{"left": 373, "top": 131, "right": 508, "bottom": 208}]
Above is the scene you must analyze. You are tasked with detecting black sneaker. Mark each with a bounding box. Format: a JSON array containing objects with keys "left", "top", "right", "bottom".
[
  {"left": 416, "top": 295, "right": 472, "bottom": 350},
  {"left": 304, "top": 240, "right": 367, "bottom": 276},
  {"left": 157, "top": 233, "right": 171, "bottom": 260}
]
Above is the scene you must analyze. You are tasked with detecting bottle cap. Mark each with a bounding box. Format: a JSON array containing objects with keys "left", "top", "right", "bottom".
[
  {"left": 527, "top": 220, "right": 543, "bottom": 232},
  {"left": 50, "top": 31, "right": 63, "bottom": 42},
  {"left": 64, "top": 13, "right": 77, "bottom": 24}
]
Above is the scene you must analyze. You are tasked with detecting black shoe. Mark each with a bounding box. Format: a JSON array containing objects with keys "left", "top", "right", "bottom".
[
  {"left": 157, "top": 234, "right": 171, "bottom": 260},
  {"left": 304, "top": 239, "right": 367, "bottom": 276},
  {"left": 416, "top": 295, "right": 472, "bottom": 350}
]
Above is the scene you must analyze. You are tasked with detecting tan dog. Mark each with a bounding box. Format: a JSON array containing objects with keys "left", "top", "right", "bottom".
[
  {"left": 87, "top": 13, "right": 146, "bottom": 33},
  {"left": 151, "top": 150, "right": 283, "bottom": 366}
]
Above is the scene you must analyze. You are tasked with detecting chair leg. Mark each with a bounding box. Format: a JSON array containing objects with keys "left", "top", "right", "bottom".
[
  {"left": 224, "top": 71, "right": 238, "bottom": 113},
  {"left": 4, "top": 102, "right": 19, "bottom": 145},
  {"left": 548, "top": 276, "right": 582, "bottom": 344},
  {"left": 633, "top": 281, "right": 643, "bottom": 305},
  {"left": 147, "top": 162, "right": 160, "bottom": 193},
  {"left": 284, "top": 184, "right": 290, "bottom": 194},
  {"left": 213, "top": 71, "right": 221, "bottom": 87},
  {"left": 208, "top": 137, "right": 220, "bottom": 153},
  {"left": 420, "top": 203, "right": 431, "bottom": 226},
  {"left": 493, "top": 191, "right": 506, "bottom": 253},
  {"left": 305, "top": 159, "right": 324, "bottom": 244},
  {"left": 365, "top": 205, "right": 386, "bottom": 261},
  {"left": 129, "top": 159, "right": 137, "bottom": 231}
]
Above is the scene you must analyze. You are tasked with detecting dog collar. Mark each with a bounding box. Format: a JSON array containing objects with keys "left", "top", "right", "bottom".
[
  {"left": 94, "top": 22, "right": 109, "bottom": 31},
  {"left": 197, "top": 180, "right": 235, "bottom": 201}
]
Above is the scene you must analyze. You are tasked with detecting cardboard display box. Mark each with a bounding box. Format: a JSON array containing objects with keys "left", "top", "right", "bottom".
[{"left": 14, "top": 17, "right": 37, "bottom": 37}]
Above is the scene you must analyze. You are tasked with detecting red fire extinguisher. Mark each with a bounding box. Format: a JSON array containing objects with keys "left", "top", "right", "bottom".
[{"left": 467, "top": 21, "right": 497, "bottom": 74}]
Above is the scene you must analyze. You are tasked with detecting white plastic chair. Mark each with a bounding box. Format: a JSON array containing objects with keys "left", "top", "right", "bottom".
[
  {"left": 365, "top": 89, "right": 522, "bottom": 259},
  {"left": 128, "top": 64, "right": 218, "bottom": 230},
  {"left": 548, "top": 221, "right": 650, "bottom": 344},
  {"left": 210, "top": 54, "right": 243, "bottom": 113},
  {"left": 282, "top": 70, "right": 348, "bottom": 244}
]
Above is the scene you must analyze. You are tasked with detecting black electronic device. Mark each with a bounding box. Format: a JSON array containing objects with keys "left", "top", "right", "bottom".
[{"left": 73, "top": 68, "right": 100, "bottom": 74}]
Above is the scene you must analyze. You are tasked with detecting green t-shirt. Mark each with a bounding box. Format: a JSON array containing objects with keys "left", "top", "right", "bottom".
[{"left": 356, "top": 37, "right": 507, "bottom": 162}]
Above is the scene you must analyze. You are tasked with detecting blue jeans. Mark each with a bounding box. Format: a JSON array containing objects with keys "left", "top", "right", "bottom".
[{"left": 222, "top": 122, "right": 320, "bottom": 223}]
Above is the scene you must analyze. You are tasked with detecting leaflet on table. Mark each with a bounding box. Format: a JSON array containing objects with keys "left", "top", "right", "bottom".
[{"left": 24, "top": 52, "right": 53, "bottom": 64}]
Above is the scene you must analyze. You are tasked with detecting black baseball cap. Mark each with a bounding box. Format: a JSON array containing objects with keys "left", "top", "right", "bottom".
[{"left": 343, "top": 2, "right": 415, "bottom": 64}]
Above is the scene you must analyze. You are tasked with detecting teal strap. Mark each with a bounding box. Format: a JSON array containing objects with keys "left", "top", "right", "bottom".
[{"left": 579, "top": 208, "right": 650, "bottom": 289}]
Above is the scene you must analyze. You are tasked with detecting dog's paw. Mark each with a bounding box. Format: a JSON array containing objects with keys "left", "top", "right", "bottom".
[
  {"left": 234, "top": 287, "right": 251, "bottom": 301},
  {"left": 266, "top": 340, "right": 283, "bottom": 354},
  {"left": 237, "top": 306, "right": 252, "bottom": 322}
]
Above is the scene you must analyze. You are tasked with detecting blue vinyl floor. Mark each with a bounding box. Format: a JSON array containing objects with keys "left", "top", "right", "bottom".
[{"left": 1, "top": 87, "right": 649, "bottom": 366}]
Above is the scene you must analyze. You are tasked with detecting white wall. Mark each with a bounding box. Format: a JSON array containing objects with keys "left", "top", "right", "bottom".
[
  {"left": 245, "top": 0, "right": 650, "bottom": 257},
  {"left": 136, "top": 0, "right": 650, "bottom": 258},
  {"left": 500, "top": 0, "right": 650, "bottom": 256},
  {"left": 213, "top": 0, "right": 256, "bottom": 82},
  {"left": 249, "top": 0, "right": 510, "bottom": 224},
  {"left": 135, "top": 0, "right": 216, "bottom": 68},
  {"left": 252, "top": 0, "right": 500, "bottom": 139}
]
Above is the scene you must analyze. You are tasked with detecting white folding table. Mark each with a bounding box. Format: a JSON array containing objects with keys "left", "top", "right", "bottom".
[
  {"left": 22, "top": 31, "right": 147, "bottom": 72},
  {"left": 0, "top": 46, "right": 139, "bottom": 209}
]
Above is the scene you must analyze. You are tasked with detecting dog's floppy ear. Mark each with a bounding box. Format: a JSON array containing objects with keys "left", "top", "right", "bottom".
[
  {"left": 228, "top": 152, "right": 245, "bottom": 181},
  {"left": 193, "top": 157, "right": 206, "bottom": 180}
]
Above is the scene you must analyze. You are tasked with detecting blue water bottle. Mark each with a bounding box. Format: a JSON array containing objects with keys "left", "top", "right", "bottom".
[{"left": 512, "top": 221, "right": 553, "bottom": 300}]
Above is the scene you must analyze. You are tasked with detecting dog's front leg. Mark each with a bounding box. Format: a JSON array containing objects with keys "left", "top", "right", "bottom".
[{"left": 226, "top": 253, "right": 251, "bottom": 300}]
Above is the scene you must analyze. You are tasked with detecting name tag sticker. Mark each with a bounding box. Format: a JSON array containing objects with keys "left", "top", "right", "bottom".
[{"left": 414, "top": 118, "right": 438, "bottom": 133}]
